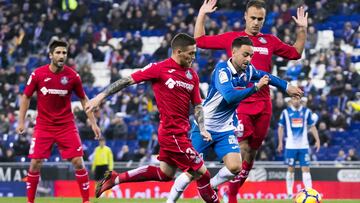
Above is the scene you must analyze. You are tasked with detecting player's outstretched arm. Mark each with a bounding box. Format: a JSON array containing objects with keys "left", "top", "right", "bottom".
[
  {"left": 80, "top": 96, "right": 101, "bottom": 140},
  {"left": 85, "top": 76, "right": 135, "bottom": 113},
  {"left": 16, "top": 94, "right": 31, "bottom": 135},
  {"left": 292, "top": 6, "right": 308, "bottom": 55},
  {"left": 194, "top": 104, "right": 212, "bottom": 142},
  {"left": 194, "top": 0, "right": 217, "bottom": 38},
  {"left": 250, "top": 66, "right": 303, "bottom": 97}
]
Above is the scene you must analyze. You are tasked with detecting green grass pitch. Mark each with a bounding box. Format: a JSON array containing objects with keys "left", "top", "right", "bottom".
[{"left": 0, "top": 198, "right": 359, "bottom": 203}]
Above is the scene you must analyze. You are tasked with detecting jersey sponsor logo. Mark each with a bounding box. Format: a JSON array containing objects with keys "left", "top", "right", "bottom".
[
  {"left": 168, "top": 69, "right": 176, "bottom": 73},
  {"left": 253, "top": 47, "right": 269, "bottom": 55},
  {"left": 165, "top": 78, "right": 194, "bottom": 91},
  {"left": 291, "top": 118, "right": 303, "bottom": 128},
  {"left": 44, "top": 77, "right": 51, "bottom": 82},
  {"left": 40, "top": 87, "right": 68, "bottom": 96},
  {"left": 60, "top": 76, "right": 68, "bottom": 85},
  {"left": 219, "top": 70, "right": 229, "bottom": 84},
  {"left": 165, "top": 78, "right": 176, "bottom": 89},
  {"left": 258, "top": 37, "right": 267, "bottom": 44},
  {"left": 185, "top": 70, "right": 193, "bottom": 80}
]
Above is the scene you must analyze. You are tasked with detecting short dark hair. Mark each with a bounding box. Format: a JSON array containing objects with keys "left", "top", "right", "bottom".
[
  {"left": 232, "top": 36, "right": 253, "bottom": 49},
  {"left": 171, "top": 33, "right": 196, "bottom": 50},
  {"left": 49, "top": 39, "right": 68, "bottom": 53},
  {"left": 246, "top": 0, "right": 266, "bottom": 11}
]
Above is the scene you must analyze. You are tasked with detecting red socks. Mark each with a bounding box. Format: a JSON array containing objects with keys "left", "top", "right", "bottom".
[
  {"left": 118, "top": 165, "right": 172, "bottom": 183},
  {"left": 196, "top": 170, "right": 219, "bottom": 203},
  {"left": 228, "top": 160, "right": 253, "bottom": 203},
  {"left": 75, "top": 169, "right": 90, "bottom": 203},
  {"left": 27, "top": 171, "right": 40, "bottom": 203}
]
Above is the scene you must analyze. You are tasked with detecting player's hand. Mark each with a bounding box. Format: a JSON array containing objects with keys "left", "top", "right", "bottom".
[
  {"left": 292, "top": 6, "right": 308, "bottom": 28},
  {"left": 16, "top": 122, "right": 25, "bottom": 135},
  {"left": 91, "top": 124, "right": 102, "bottom": 140},
  {"left": 85, "top": 97, "right": 101, "bottom": 114},
  {"left": 315, "top": 140, "right": 320, "bottom": 152},
  {"left": 277, "top": 144, "right": 283, "bottom": 153},
  {"left": 200, "top": 130, "right": 212, "bottom": 142},
  {"left": 199, "top": 0, "right": 217, "bottom": 15},
  {"left": 286, "top": 85, "right": 303, "bottom": 98},
  {"left": 256, "top": 75, "right": 270, "bottom": 89}
]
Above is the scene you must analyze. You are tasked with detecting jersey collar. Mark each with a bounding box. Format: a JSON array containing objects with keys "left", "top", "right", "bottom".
[
  {"left": 227, "top": 58, "right": 238, "bottom": 75},
  {"left": 290, "top": 105, "right": 303, "bottom": 112},
  {"left": 169, "top": 57, "right": 187, "bottom": 70}
]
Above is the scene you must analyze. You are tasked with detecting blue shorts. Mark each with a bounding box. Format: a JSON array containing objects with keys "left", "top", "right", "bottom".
[
  {"left": 285, "top": 148, "right": 310, "bottom": 167},
  {"left": 190, "top": 125, "right": 240, "bottom": 160}
]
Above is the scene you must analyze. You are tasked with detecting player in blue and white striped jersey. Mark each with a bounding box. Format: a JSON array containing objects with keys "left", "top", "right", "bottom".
[
  {"left": 167, "top": 36, "right": 303, "bottom": 203},
  {"left": 277, "top": 96, "right": 320, "bottom": 198}
]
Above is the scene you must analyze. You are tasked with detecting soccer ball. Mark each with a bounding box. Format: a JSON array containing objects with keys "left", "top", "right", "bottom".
[{"left": 294, "top": 188, "right": 322, "bottom": 203}]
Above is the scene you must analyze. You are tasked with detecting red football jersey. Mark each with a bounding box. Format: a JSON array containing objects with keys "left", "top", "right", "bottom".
[
  {"left": 196, "top": 31, "right": 301, "bottom": 102},
  {"left": 131, "top": 58, "right": 202, "bottom": 136},
  {"left": 24, "top": 65, "right": 85, "bottom": 127}
]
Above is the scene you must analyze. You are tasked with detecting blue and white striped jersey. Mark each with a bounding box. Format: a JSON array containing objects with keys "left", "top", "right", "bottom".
[
  {"left": 278, "top": 106, "right": 316, "bottom": 149},
  {"left": 203, "top": 59, "right": 288, "bottom": 132}
]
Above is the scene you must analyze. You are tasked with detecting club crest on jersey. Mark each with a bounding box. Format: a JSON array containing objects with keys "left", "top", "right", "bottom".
[
  {"left": 258, "top": 37, "right": 267, "bottom": 44},
  {"left": 60, "top": 76, "right": 68, "bottom": 85},
  {"left": 185, "top": 70, "right": 193, "bottom": 80}
]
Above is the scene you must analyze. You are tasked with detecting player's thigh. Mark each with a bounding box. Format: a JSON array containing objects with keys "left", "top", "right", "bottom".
[
  {"left": 55, "top": 124, "right": 83, "bottom": 159},
  {"left": 236, "top": 113, "right": 255, "bottom": 143},
  {"left": 158, "top": 136, "right": 204, "bottom": 173},
  {"left": 190, "top": 130, "right": 212, "bottom": 159},
  {"left": 250, "top": 112, "right": 272, "bottom": 149},
  {"left": 213, "top": 132, "right": 240, "bottom": 161},
  {"left": 285, "top": 149, "right": 297, "bottom": 167},
  {"left": 29, "top": 127, "right": 55, "bottom": 159},
  {"left": 298, "top": 149, "right": 311, "bottom": 167}
]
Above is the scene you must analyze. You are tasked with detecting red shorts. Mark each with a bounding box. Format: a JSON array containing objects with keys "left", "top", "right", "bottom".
[
  {"left": 236, "top": 100, "right": 272, "bottom": 150},
  {"left": 29, "top": 124, "right": 83, "bottom": 159},
  {"left": 157, "top": 134, "right": 204, "bottom": 172}
]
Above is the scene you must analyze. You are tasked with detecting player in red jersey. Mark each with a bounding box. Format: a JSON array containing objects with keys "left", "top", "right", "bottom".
[
  {"left": 85, "top": 33, "right": 219, "bottom": 203},
  {"left": 171, "top": 1, "right": 307, "bottom": 202},
  {"left": 16, "top": 40, "right": 101, "bottom": 203}
]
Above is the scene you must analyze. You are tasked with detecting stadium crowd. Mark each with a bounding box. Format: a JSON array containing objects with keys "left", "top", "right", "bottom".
[{"left": 0, "top": 0, "right": 359, "bottom": 163}]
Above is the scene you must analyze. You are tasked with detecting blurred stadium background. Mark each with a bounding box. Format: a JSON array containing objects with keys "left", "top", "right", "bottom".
[{"left": 0, "top": 0, "right": 359, "bottom": 201}]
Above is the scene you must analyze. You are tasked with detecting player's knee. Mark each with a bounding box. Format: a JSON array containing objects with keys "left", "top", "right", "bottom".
[
  {"left": 228, "top": 164, "right": 242, "bottom": 175},
  {"left": 301, "top": 167, "right": 310, "bottom": 172},
  {"left": 71, "top": 157, "right": 85, "bottom": 169},
  {"left": 30, "top": 159, "right": 43, "bottom": 171},
  {"left": 158, "top": 168, "right": 173, "bottom": 181},
  {"left": 288, "top": 167, "right": 295, "bottom": 173}
]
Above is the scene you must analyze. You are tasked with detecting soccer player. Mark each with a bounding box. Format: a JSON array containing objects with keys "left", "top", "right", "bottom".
[
  {"left": 85, "top": 33, "right": 219, "bottom": 203},
  {"left": 16, "top": 39, "right": 101, "bottom": 203},
  {"left": 167, "top": 37, "right": 303, "bottom": 203},
  {"left": 193, "top": 1, "right": 308, "bottom": 201},
  {"left": 277, "top": 96, "right": 320, "bottom": 198}
]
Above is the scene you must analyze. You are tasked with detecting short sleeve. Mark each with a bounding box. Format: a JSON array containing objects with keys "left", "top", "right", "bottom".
[
  {"left": 23, "top": 72, "right": 38, "bottom": 97},
  {"left": 307, "top": 109, "right": 317, "bottom": 126},
  {"left": 191, "top": 71, "right": 202, "bottom": 105},
  {"left": 73, "top": 73, "right": 86, "bottom": 99},
  {"left": 131, "top": 63, "right": 160, "bottom": 83},
  {"left": 278, "top": 110, "right": 286, "bottom": 126}
]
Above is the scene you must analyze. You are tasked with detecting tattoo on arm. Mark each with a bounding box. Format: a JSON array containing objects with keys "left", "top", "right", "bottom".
[
  {"left": 104, "top": 76, "right": 134, "bottom": 96},
  {"left": 194, "top": 104, "right": 205, "bottom": 130}
]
